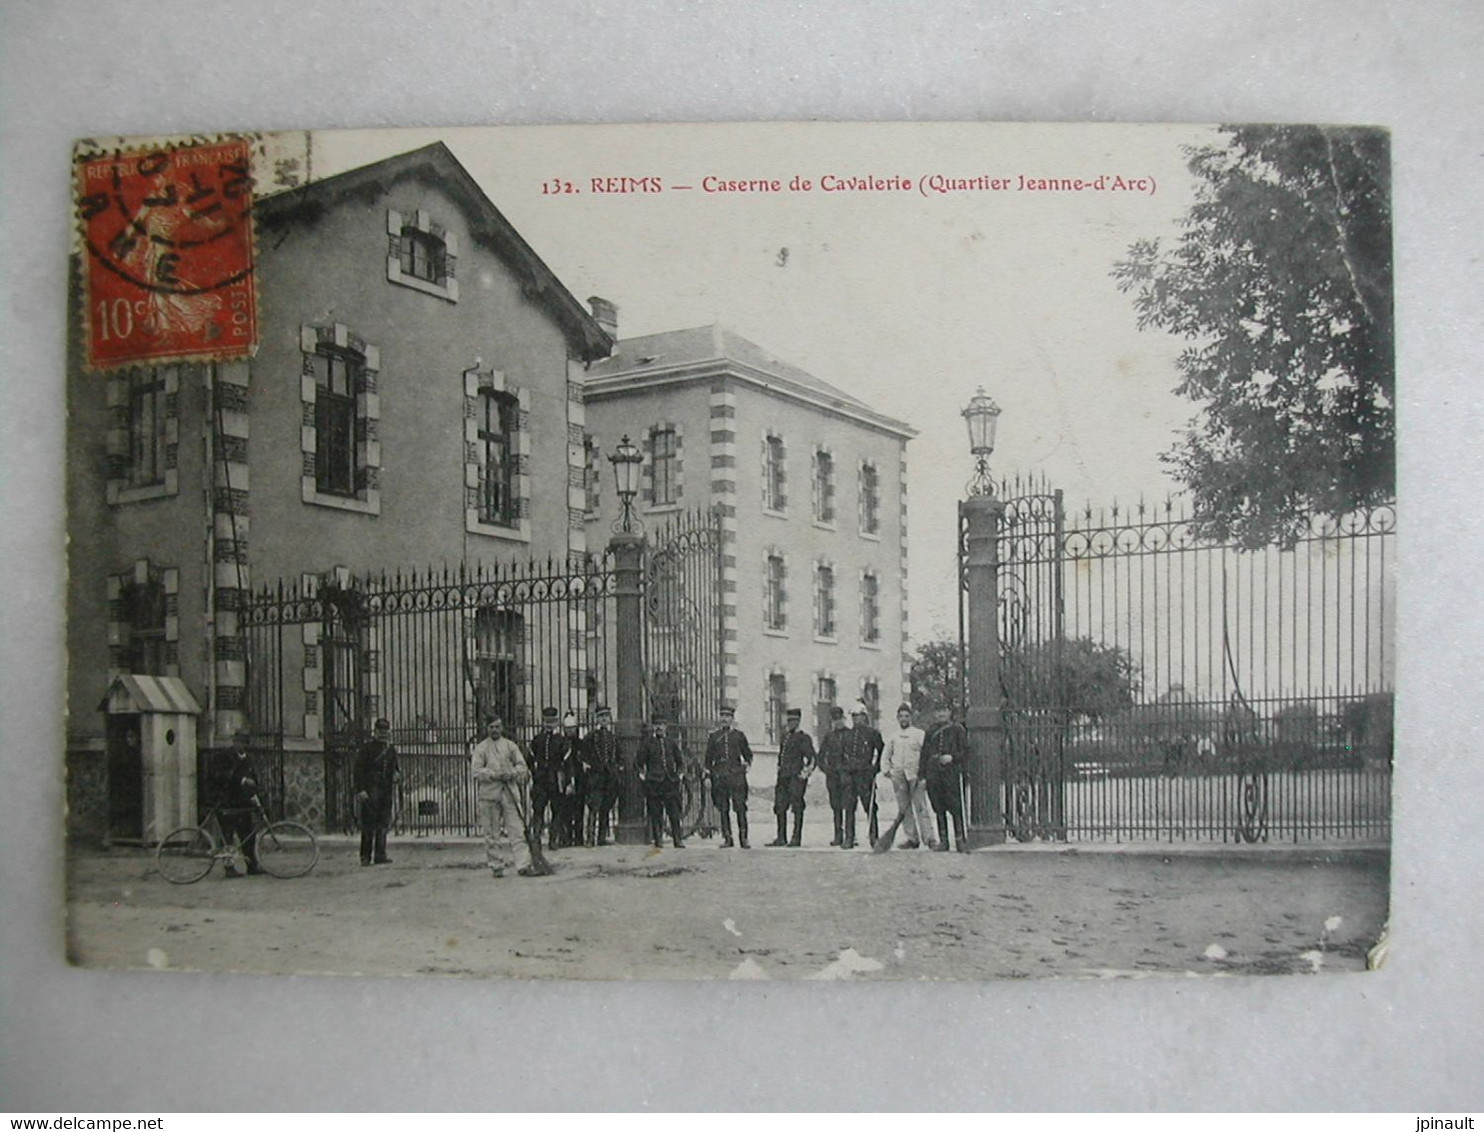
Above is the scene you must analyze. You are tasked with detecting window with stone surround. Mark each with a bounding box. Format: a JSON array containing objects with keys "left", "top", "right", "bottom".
[
  {"left": 386, "top": 209, "right": 459, "bottom": 302},
  {"left": 107, "top": 560, "right": 179, "bottom": 677},
  {"left": 107, "top": 365, "right": 181, "bottom": 504},
  {"left": 463, "top": 365, "right": 531, "bottom": 542},
  {"left": 312, "top": 348, "right": 361, "bottom": 497},
  {"left": 300, "top": 324, "right": 382, "bottom": 515},
  {"left": 813, "top": 673, "right": 838, "bottom": 738},
  {"left": 861, "top": 570, "right": 881, "bottom": 644},
  {"left": 476, "top": 389, "right": 519, "bottom": 527},
  {"left": 645, "top": 423, "right": 682, "bottom": 508},
  {"left": 814, "top": 562, "right": 837, "bottom": 640},
  {"left": 812, "top": 447, "right": 836, "bottom": 525},
  {"left": 473, "top": 607, "right": 524, "bottom": 728},
  {"left": 859, "top": 459, "right": 882, "bottom": 537},
  {"left": 127, "top": 368, "right": 168, "bottom": 486},
  {"left": 765, "top": 670, "right": 788, "bottom": 746},
  {"left": 762, "top": 432, "right": 787, "bottom": 513},
  {"left": 764, "top": 552, "right": 787, "bottom": 632}
]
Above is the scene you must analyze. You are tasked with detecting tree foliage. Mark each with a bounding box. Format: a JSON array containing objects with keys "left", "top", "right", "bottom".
[
  {"left": 1001, "top": 637, "right": 1140, "bottom": 721},
  {"left": 908, "top": 633, "right": 1139, "bottom": 721},
  {"left": 1113, "top": 125, "right": 1393, "bottom": 548},
  {"left": 908, "top": 637, "right": 963, "bottom": 717}
]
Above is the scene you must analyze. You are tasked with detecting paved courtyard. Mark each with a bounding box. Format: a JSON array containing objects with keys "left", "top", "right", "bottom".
[{"left": 65, "top": 836, "right": 1390, "bottom": 982}]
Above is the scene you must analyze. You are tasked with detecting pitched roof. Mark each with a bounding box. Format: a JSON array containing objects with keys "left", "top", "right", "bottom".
[
  {"left": 98, "top": 674, "right": 202, "bottom": 715},
  {"left": 255, "top": 142, "right": 611, "bottom": 361},
  {"left": 587, "top": 324, "right": 915, "bottom": 438}
]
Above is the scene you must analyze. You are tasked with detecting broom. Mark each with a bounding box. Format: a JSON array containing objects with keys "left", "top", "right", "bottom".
[
  {"left": 872, "top": 777, "right": 925, "bottom": 853},
  {"left": 511, "top": 779, "right": 555, "bottom": 876}
]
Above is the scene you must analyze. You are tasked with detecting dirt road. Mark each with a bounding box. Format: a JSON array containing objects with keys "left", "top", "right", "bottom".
[{"left": 65, "top": 839, "right": 1389, "bottom": 981}]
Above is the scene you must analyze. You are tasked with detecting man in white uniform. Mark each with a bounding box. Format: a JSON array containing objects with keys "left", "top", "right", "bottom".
[
  {"left": 881, "top": 703, "right": 933, "bottom": 849},
  {"left": 470, "top": 715, "right": 533, "bottom": 877}
]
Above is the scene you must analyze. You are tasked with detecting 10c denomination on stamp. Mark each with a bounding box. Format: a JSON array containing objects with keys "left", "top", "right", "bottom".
[{"left": 76, "top": 138, "right": 258, "bottom": 370}]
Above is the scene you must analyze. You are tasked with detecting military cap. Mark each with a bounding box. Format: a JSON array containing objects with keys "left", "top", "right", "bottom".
[
  {"left": 373, "top": 717, "right": 391, "bottom": 730},
  {"left": 593, "top": 704, "right": 612, "bottom": 718},
  {"left": 850, "top": 701, "right": 870, "bottom": 717},
  {"left": 785, "top": 707, "right": 802, "bottom": 720},
  {"left": 718, "top": 703, "right": 736, "bottom": 716},
  {"left": 541, "top": 706, "right": 560, "bottom": 721},
  {"left": 650, "top": 710, "right": 669, "bottom": 724}
]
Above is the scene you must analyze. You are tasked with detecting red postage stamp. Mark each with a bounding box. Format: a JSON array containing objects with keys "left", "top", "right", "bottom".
[{"left": 76, "top": 138, "right": 258, "bottom": 370}]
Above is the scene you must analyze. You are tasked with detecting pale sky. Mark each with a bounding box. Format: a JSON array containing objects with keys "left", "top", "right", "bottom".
[{"left": 309, "top": 122, "right": 1209, "bottom": 642}]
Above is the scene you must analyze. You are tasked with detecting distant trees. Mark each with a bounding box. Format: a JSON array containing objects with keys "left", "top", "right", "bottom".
[{"left": 907, "top": 633, "right": 1139, "bottom": 721}]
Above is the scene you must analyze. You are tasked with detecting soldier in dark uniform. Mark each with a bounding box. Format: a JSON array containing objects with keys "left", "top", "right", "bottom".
[
  {"left": 768, "top": 707, "right": 816, "bottom": 847},
  {"left": 918, "top": 704, "right": 970, "bottom": 852},
  {"left": 526, "top": 706, "right": 570, "bottom": 850},
  {"left": 843, "top": 701, "right": 885, "bottom": 848},
  {"left": 637, "top": 712, "right": 686, "bottom": 848},
  {"left": 704, "top": 703, "right": 753, "bottom": 848},
  {"left": 816, "top": 707, "right": 849, "bottom": 846},
  {"left": 582, "top": 705, "right": 621, "bottom": 846},
  {"left": 354, "top": 717, "right": 401, "bottom": 866},
  {"left": 214, "top": 729, "right": 264, "bottom": 877},
  {"left": 561, "top": 711, "right": 584, "bottom": 848}
]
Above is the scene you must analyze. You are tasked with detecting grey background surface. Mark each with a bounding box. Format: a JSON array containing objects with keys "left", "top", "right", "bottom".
[{"left": 2, "top": 0, "right": 1480, "bottom": 1112}]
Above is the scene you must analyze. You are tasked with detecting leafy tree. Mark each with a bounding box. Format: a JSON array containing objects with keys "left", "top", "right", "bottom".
[
  {"left": 908, "top": 637, "right": 963, "bottom": 717},
  {"left": 1113, "top": 125, "right": 1393, "bottom": 548}
]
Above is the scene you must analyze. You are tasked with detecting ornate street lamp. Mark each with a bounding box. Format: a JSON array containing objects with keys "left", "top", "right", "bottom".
[
  {"left": 961, "top": 387, "right": 1002, "bottom": 496},
  {"left": 608, "top": 434, "right": 644, "bottom": 533}
]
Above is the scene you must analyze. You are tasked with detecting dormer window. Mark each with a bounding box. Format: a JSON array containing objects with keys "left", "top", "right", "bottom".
[{"left": 386, "top": 209, "right": 459, "bottom": 301}]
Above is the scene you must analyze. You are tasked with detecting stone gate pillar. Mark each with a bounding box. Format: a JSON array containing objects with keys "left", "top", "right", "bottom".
[
  {"left": 962, "top": 494, "right": 1008, "bottom": 846},
  {"left": 610, "top": 531, "right": 648, "bottom": 843}
]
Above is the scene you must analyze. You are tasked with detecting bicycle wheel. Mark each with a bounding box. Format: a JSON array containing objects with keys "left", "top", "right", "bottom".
[
  {"left": 256, "top": 821, "right": 319, "bottom": 878},
  {"left": 156, "top": 826, "right": 217, "bottom": 884}
]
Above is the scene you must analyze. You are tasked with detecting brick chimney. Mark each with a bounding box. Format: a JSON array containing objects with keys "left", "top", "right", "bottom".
[{"left": 588, "top": 296, "right": 619, "bottom": 342}]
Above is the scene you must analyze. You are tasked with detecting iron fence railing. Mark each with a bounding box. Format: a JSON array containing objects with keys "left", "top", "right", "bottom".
[
  {"left": 239, "top": 508, "right": 724, "bottom": 836},
  {"left": 966, "top": 478, "right": 1394, "bottom": 843}
]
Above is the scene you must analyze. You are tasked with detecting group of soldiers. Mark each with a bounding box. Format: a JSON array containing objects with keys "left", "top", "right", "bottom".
[
  {"left": 767, "top": 700, "right": 972, "bottom": 852},
  {"left": 341, "top": 697, "right": 974, "bottom": 882}
]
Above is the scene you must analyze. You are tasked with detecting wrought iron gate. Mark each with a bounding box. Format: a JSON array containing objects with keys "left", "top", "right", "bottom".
[
  {"left": 643, "top": 510, "right": 726, "bottom": 759},
  {"left": 963, "top": 476, "right": 1394, "bottom": 843},
  {"left": 240, "top": 508, "right": 724, "bottom": 836}
]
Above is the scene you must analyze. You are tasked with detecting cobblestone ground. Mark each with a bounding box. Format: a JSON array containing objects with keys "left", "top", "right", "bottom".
[{"left": 65, "top": 837, "right": 1390, "bottom": 982}]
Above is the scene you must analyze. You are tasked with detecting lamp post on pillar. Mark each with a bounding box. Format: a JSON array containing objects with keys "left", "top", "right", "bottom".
[
  {"left": 960, "top": 389, "right": 1007, "bottom": 847},
  {"left": 608, "top": 436, "right": 649, "bottom": 843}
]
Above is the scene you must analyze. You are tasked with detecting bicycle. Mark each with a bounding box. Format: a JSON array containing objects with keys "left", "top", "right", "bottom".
[{"left": 156, "top": 799, "right": 320, "bottom": 883}]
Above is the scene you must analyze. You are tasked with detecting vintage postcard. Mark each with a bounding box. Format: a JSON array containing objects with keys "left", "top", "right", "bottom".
[{"left": 64, "top": 122, "right": 1393, "bottom": 980}]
